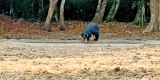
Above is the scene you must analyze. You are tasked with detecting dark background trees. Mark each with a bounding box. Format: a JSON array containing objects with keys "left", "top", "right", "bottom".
[
  {"left": 0, "top": 0, "right": 147, "bottom": 23},
  {"left": 0, "top": 0, "right": 49, "bottom": 21},
  {"left": 2, "top": 0, "right": 158, "bottom": 33},
  {"left": 1, "top": 0, "right": 160, "bottom": 40}
]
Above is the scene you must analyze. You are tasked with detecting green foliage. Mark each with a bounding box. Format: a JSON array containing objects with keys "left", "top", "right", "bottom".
[
  {"left": 0, "top": 0, "right": 48, "bottom": 22},
  {"left": 132, "top": 0, "right": 148, "bottom": 25},
  {"left": 0, "top": 0, "right": 150, "bottom": 22},
  {"left": 131, "top": 1, "right": 140, "bottom": 9}
]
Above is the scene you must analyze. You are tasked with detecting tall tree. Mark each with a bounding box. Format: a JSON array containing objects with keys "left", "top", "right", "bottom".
[
  {"left": 44, "top": 0, "right": 58, "bottom": 32},
  {"left": 143, "top": 0, "right": 160, "bottom": 33},
  {"left": 92, "top": 0, "right": 107, "bottom": 23},
  {"left": 106, "top": 0, "right": 120, "bottom": 22},
  {"left": 59, "top": 0, "right": 66, "bottom": 31}
]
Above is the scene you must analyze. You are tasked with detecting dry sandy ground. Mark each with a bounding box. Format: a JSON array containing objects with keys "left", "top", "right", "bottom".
[{"left": 0, "top": 39, "right": 160, "bottom": 80}]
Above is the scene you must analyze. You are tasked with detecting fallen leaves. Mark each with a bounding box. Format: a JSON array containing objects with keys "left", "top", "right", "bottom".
[{"left": 0, "top": 14, "right": 160, "bottom": 40}]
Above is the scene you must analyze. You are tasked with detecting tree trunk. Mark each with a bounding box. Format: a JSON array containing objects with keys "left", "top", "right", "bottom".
[
  {"left": 9, "top": 0, "right": 13, "bottom": 17},
  {"left": 92, "top": 0, "right": 107, "bottom": 23},
  {"left": 44, "top": 0, "right": 58, "bottom": 32},
  {"left": 41, "top": 0, "right": 44, "bottom": 12},
  {"left": 133, "top": 0, "right": 146, "bottom": 26},
  {"left": 106, "top": 0, "right": 120, "bottom": 22},
  {"left": 99, "top": 0, "right": 107, "bottom": 21},
  {"left": 92, "top": 0, "right": 102, "bottom": 23},
  {"left": 59, "top": 0, "right": 66, "bottom": 31},
  {"left": 143, "top": 0, "right": 160, "bottom": 33}
]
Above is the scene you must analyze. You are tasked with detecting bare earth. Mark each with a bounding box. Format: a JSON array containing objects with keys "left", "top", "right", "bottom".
[
  {"left": 1, "top": 15, "right": 160, "bottom": 79},
  {"left": 0, "top": 39, "right": 160, "bottom": 80}
]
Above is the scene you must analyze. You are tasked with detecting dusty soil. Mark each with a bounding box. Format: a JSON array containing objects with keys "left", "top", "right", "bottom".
[
  {"left": 1, "top": 15, "right": 160, "bottom": 79},
  {"left": 0, "top": 39, "right": 160, "bottom": 80}
]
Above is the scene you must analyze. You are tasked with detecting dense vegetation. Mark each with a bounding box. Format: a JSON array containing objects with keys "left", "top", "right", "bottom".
[{"left": 0, "top": 0, "right": 150, "bottom": 23}]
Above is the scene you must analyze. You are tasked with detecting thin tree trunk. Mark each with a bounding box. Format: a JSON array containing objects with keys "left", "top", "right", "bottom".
[
  {"left": 54, "top": 6, "right": 59, "bottom": 23},
  {"left": 99, "top": 0, "right": 107, "bottom": 21},
  {"left": 60, "top": 0, "right": 66, "bottom": 31},
  {"left": 106, "top": 0, "right": 120, "bottom": 22},
  {"left": 133, "top": 0, "right": 146, "bottom": 26},
  {"left": 92, "top": 0, "right": 102, "bottom": 23},
  {"left": 55, "top": 13, "right": 59, "bottom": 23},
  {"left": 97, "top": 0, "right": 103, "bottom": 12},
  {"left": 9, "top": 0, "right": 13, "bottom": 17},
  {"left": 92, "top": 0, "right": 107, "bottom": 23},
  {"left": 142, "top": 0, "right": 160, "bottom": 33},
  {"left": 44, "top": 0, "right": 58, "bottom": 32},
  {"left": 41, "top": 0, "right": 44, "bottom": 12}
]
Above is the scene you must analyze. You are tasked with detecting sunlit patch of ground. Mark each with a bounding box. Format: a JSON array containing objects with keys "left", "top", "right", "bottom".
[{"left": 0, "top": 46, "right": 160, "bottom": 73}]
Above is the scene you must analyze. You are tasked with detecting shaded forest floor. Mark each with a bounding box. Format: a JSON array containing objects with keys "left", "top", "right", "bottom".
[
  {"left": 1, "top": 15, "right": 160, "bottom": 80},
  {"left": 0, "top": 14, "right": 160, "bottom": 40}
]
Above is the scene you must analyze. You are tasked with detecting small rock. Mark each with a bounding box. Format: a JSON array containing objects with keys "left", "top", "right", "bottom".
[
  {"left": 114, "top": 67, "right": 120, "bottom": 72},
  {"left": 136, "top": 67, "right": 147, "bottom": 73},
  {"left": 136, "top": 53, "right": 141, "bottom": 55}
]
